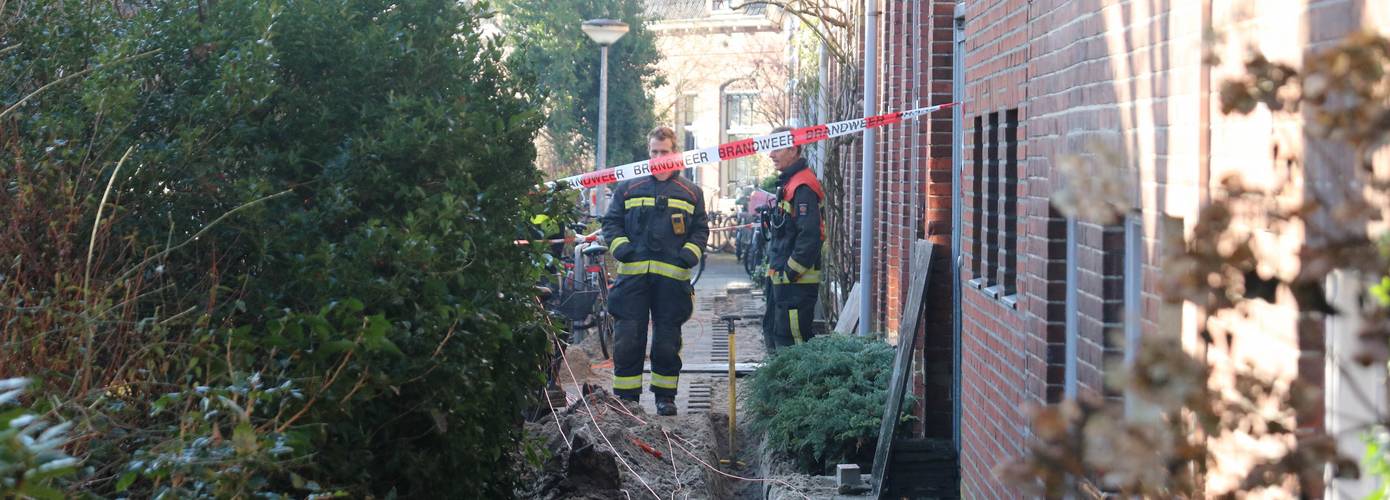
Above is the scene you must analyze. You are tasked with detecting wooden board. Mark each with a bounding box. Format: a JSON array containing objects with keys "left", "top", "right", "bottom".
[
  {"left": 871, "top": 241, "right": 935, "bottom": 499},
  {"left": 833, "top": 281, "right": 863, "bottom": 334}
]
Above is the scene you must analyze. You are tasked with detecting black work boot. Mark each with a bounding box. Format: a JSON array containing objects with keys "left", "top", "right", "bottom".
[{"left": 655, "top": 395, "right": 677, "bottom": 416}]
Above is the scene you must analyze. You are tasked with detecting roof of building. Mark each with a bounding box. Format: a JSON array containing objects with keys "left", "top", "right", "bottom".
[{"left": 643, "top": 0, "right": 766, "bottom": 21}]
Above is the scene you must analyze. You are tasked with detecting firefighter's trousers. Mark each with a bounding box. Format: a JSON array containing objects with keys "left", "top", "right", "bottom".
[
  {"left": 767, "top": 282, "right": 818, "bottom": 351},
  {"left": 608, "top": 273, "right": 694, "bottom": 399}
]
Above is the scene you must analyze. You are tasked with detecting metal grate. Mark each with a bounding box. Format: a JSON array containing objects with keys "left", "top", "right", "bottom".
[{"left": 686, "top": 383, "right": 712, "bottom": 412}]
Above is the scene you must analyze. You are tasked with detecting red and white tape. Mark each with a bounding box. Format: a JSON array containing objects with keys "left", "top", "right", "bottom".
[
  {"left": 545, "top": 102, "right": 957, "bottom": 190},
  {"left": 515, "top": 223, "right": 755, "bottom": 246},
  {"left": 514, "top": 233, "right": 602, "bottom": 246},
  {"left": 708, "top": 223, "right": 754, "bottom": 232}
]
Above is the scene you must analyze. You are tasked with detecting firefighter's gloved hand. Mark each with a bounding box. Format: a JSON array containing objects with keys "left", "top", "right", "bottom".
[
  {"left": 679, "top": 246, "right": 700, "bottom": 268},
  {"left": 612, "top": 237, "right": 637, "bottom": 263},
  {"left": 772, "top": 263, "right": 799, "bottom": 283}
]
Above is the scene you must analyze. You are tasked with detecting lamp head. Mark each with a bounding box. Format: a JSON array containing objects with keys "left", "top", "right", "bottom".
[{"left": 581, "top": 19, "right": 629, "bottom": 46}]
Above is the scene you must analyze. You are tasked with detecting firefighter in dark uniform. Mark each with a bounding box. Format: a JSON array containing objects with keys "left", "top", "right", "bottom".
[
  {"left": 601, "top": 126, "right": 709, "bottom": 416},
  {"left": 764, "top": 126, "right": 823, "bottom": 351}
]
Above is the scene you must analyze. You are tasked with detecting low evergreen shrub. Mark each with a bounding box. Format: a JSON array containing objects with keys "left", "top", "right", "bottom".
[{"left": 747, "top": 334, "right": 912, "bottom": 473}]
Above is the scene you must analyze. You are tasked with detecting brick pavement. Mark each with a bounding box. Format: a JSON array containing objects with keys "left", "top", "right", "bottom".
[{"left": 634, "top": 253, "right": 766, "bottom": 415}]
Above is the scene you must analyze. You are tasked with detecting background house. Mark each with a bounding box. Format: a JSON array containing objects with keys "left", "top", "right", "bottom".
[{"left": 645, "top": 0, "right": 791, "bottom": 213}]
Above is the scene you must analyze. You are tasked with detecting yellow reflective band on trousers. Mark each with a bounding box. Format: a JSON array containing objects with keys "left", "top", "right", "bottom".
[
  {"left": 650, "top": 373, "right": 679, "bottom": 390},
  {"left": 624, "top": 197, "right": 695, "bottom": 214},
  {"left": 789, "top": 309, "right": 804, "bottom": 344},
  {"left": 771, "top": 268, "right": 821, "bottom": 284},
  {"left": 610, "top": 236, "right": 630, "bottom": 253},
  {"left": 683, "top": 242, "right": 702, "bottom": 260},
  {"left": 617, "top": 260, "right": 693, "bottom": 281},
  {"left": 613, "top": 374, "right": 642, "bottom": 390}
]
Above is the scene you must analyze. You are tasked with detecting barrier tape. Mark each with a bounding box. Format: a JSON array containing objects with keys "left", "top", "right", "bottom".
[
  {"left": 514, "top": 233, "right": 601, "bottom": 246},
  {"left": 544, "top": 102, "right": 958, "bottom": 191},
  {"left": 515, "top": 223, "right": 755, "bottom": 246},
  {"left": 708, "top": 223, "right": 754, "bottom": 233}
]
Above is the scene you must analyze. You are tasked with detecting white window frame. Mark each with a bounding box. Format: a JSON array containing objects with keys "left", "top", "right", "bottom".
[
  {"left": 1064, "top": 217, "right": 1079, "bottom": 399},
  {"left": 1123, "top": 213, "right": 1144, "bottom": 417},
  {"left": 723, "top": 91, "right": 760, "bottom": 134}
]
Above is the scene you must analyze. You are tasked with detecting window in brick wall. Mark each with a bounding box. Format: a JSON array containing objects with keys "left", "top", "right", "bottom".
[
  {"left": 1001, "top": 109, "right": 1019, "bottom": 296},
  {"left": 724, "top": 92, "right": 758, "bottom": 131},
  {"left": 680, "top": 93, "right": 697, "bottom": 128},
  {"left": 1122, "top": 212, "right": 1145, "bottom": 417},
  {"left": 683, "top": 130, "right": 698, "bottom": 182},
  {"left": 984, "top": 113, "right": 999, "bottom": 286},
  {"left": 971, "top": 110, "right": 1020, "bottom": 299},
  {"left": 971, "top": 116, "right": 984, "bottom": 281},
  {"left": 723, "top": 133, "right": 757, "bottom": 190}
]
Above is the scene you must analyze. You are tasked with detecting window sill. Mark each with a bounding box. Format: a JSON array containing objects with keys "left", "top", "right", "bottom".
[{"left": 974, "top": 283, "right": 1019, "bottom": 310}]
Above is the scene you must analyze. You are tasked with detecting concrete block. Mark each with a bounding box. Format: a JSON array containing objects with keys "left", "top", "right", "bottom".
[{"left": 836, "top": 464, "right": 862, "bottom": 488}]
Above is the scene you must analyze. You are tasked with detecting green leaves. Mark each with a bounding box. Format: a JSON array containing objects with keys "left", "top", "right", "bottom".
[
  {"left": 747, "top": 336, "right": 908, "bottom": 473},
  {"left": 0, "top": 379, "right": 78, "bottom": 498},
  {"left": 5, "top": 0, "right": 554, "bottom": 497},
  {"left": 497, "top": 0, "right": 665, "bottom": 173}
]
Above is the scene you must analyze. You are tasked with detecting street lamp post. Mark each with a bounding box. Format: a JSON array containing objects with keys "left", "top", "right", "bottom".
[{"left": 582, "top": 19, "right": 629, "bottom": 217}]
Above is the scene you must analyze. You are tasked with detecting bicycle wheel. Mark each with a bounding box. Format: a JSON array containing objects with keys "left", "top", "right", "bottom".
[
  {"left": 594, "top": 270, "right": 615, "bottom": 360},
  {"left": 597, "top": 310, "right": 614, "bottom": 360},
  {"left": 690, "top": 252, "right": 707, "bottom": 286},
  {"left": 743, "top": 239, "right": 759, "bottom": 276}
]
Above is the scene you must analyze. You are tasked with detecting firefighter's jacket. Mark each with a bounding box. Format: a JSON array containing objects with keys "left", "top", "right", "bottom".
[
  {"left": 601, "top": 175, "right": 709, "bottom": 282},
  {"left": 767, "top": 159, "right": 823, "bottom": 285}
]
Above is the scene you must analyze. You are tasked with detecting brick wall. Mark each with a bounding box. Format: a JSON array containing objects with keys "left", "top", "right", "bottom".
[
  {"left": 801, "top": 0, "right": 1390, "bottom": 495},
  {"left": 870, "top": 0, "right": 958, "bottom": 439},
  {"left": 958, "top": 0, "right": 1030, "bottom": 497},
  {"left": 950, "top": 0, "right": 1389, "bottom": 497}
]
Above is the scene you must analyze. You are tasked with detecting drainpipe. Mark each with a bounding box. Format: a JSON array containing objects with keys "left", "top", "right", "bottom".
[
  {"left": 951, "top": 0, "right": 966, "bottom": 455},
  {"left": 857, "top": 0, "right": 879, "bottom": 337},
  {"left": 910, "top": 0, "right": 922, "bottom": 242}
]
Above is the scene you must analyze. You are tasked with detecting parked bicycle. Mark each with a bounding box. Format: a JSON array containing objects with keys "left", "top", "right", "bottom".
[
  {"left": 705, "top": 210, "right": 739, "bottom": 254},
  {"left": 738, "top": 205, "right": 772, "bottom": 278},
  {"left": 549, "top": 230, "right": 616, "bottom": 361}
]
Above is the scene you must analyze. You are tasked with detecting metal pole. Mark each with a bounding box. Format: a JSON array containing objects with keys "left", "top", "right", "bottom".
[
  {"left": 727, "top": 318, "right": 737, "bottom": 455},
  {"left": 857, "top": 0, "right": 878, "bottom": 337},
  {"left": 951, "top": 3, "right": 966, "bottom": 453},
  {"left": 595, "top": 44, "right": 611, "bottom": 217},
  {"left": 816, "top": 41, "right": 829, "bottom": 177}
]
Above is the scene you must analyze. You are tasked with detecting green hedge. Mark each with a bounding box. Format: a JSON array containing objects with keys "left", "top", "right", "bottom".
[
  {"left": 3, "top": 0, "right": 562, "bottom": 496},
  {"left": 747, "top": 335, "right": 912, "bottom": 473}
]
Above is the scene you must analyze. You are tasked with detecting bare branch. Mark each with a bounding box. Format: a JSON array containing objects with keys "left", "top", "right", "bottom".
[{"left": 1, "top": 48, "right": 159, "bottom": 120}]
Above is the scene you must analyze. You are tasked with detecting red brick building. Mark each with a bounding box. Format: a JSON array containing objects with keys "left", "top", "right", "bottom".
[{"left": 812, "top": 0, "right": 1389, "bottom": 497}]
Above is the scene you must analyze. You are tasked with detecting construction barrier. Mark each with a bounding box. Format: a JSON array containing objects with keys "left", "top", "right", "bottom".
[{"left": 544, "top": 102, "right": 958, "bottom": 191}]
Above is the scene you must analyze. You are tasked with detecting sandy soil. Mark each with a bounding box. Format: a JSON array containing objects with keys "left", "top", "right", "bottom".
[{"left": 519, "top": 259, "right": 838, "bottom": 499}]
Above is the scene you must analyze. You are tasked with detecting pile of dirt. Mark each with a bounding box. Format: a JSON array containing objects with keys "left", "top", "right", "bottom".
[{"left": 520, "top": 388, "right": 729, "bottom": 499}]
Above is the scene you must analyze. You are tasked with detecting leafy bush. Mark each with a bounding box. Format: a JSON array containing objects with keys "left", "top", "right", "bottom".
[
  {"left": 3, "top": 0, "right": 562, "bottom": 496},
  {"left": 1, "top": 378, "right": 77, "bottom": 499},
  {"left": 747, "top": 335, "right": 910, "bottom": 473}
]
